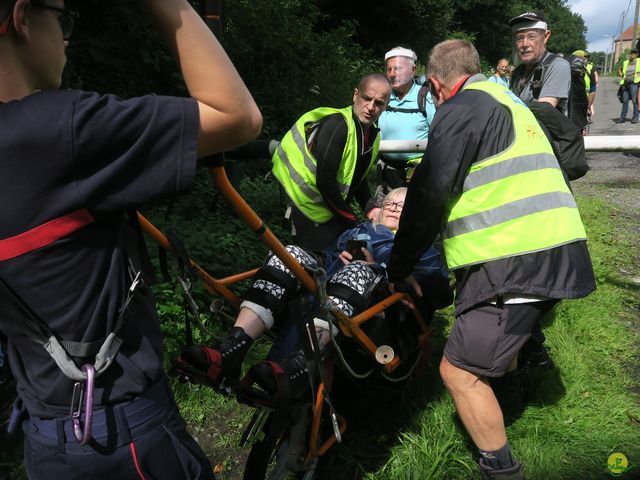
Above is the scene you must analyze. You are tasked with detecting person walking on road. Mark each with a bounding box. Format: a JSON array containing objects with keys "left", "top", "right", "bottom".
[{"left": 616, "top": 48, "right": 640, "bottom": 123}]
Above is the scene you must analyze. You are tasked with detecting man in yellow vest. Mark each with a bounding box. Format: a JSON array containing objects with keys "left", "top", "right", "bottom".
[
  {"left": 574, "top": 50, "right": 598, "bottom": 121},
  {"left": 616, "top": 48, "right": 640, "bottom": 123},
  {"left": 272, "top": 73, "right": 391, "bottom": 250},
  {"left": 387, "top": 40, "right": 595, "bottom": 480}
]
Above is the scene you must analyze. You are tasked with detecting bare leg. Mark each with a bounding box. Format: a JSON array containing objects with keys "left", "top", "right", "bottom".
[
  {"left": 234, "top": 307, "right": 267, "bottom": 340},
  {"left": 439, "top": 356, "right": 507, "bottom": 451}
]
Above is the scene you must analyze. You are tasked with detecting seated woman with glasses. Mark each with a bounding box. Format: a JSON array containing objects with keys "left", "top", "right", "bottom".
[{"left": 176, "top": 188, "right": 452, "bottom": 403}]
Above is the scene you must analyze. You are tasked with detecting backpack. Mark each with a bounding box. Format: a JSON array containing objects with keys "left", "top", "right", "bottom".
[
  {"left": 510, "top": 54, "right": 589, "bottom": 182},
  {"left": 511, "top": 53, "right": 588, "bottom": 130},
  {"left": 385, "top": 80, "right": 433, "bottom": 118},
  {"left": 566, "top": 54, "right": 588, "bottom": 130}
]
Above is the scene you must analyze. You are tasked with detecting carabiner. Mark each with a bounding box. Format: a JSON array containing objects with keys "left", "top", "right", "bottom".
[
  {"left": 330, "top": 410, "right": 342, "bottom": 443},
  {"left": 70, "top": 363, "right": 95, "bottom": 445}
]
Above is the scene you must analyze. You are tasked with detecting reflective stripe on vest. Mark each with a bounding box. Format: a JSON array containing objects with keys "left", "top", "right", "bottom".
[
  {"left": 620, "top": 59, "right": 640, "bottom": 85},
  {"left": 442, "top": 81, "right": 587, "bottom": 270},
  {"left": 272, "top": 106, "right": 379, "bottom": 223}
]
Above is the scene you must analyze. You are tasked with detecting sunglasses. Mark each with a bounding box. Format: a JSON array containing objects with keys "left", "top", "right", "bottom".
[{"left": 0, "top": 1, "right": 79, "bottom": 40}]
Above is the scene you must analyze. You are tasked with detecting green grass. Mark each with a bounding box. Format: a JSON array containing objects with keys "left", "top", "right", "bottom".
[
  {"left": 5, "top": 175, "right": 636, "bottom": 480},
  {"left": 342, "top": 195, "right": 640, "bottom": 480},
  {"left": 156, "top": 183, "right": 640, "bottom": 480}
]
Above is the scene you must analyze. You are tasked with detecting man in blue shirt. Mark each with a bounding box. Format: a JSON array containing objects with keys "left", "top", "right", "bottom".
[
  {"left": 371, "top": 46, "right": 436, "bottom": 220},
  {"left": 488, "top": 58, "right": 510, "bottom": 88}
]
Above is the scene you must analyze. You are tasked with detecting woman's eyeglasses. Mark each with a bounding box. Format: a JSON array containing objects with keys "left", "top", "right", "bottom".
[{"left": 382, "top": 201, "right": 404, "bottom": 211}]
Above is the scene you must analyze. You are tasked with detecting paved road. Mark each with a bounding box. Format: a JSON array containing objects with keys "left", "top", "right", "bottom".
[
  {"left": 575, "top": 76, "right": 640, "bottom": 207},
  {"left": 573, "top": 76, "right": 640, "bottom": 285}
]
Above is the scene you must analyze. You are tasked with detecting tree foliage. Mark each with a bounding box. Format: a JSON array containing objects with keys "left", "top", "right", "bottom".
[
  {"left": 66, "top": 0, "right": 183, "bottom": 97},
  {"left": 66, "top": 0, "right": 587, "bottom": 136},
  {"left": 222, "top": 0, "right": 377, "bottom": 137}
]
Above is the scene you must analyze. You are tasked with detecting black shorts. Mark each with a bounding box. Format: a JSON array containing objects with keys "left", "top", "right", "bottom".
[{"left": 444, "top": 300, "right": 558, "bottom": 377}]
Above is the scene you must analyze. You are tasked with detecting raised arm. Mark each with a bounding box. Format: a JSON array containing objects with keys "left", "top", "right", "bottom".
[{"left": 144, "top": 0, "right": 262, "bottom": 157}]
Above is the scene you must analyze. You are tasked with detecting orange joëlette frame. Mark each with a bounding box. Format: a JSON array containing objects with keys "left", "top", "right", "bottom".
[{"left": 138, "top": 164, "right": 431, "bottom": 374}]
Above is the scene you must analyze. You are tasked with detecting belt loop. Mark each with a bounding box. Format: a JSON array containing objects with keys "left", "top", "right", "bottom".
[
  {"left": 55, "top": 417, "right": 66, "bottom": 450},
  {"left": 114, "top": 405, "right": 132, "bottom": 444}
]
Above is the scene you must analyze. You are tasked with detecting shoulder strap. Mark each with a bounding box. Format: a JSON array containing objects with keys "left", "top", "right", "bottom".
[
  {"left": 417, "top": 83, "right": 431, "bottom": 118},
  {"left": 123, "top": 210, "right": 158, "bottom": 285},
  {"left": 509, "top": 64, "right": 525, "bottom": 92},
  {"left": 531, "top": 53, "right": 557, "bottom": 100},
  {"left": 386, "top": 83, "right": 431, "bottom": 120}
]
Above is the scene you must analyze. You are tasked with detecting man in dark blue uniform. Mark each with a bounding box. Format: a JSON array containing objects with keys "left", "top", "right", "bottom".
[{"left": 0, "top": 0, "right": 262, "bottom": 478}]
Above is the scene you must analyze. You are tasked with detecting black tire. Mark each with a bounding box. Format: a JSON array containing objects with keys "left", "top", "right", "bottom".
[{"left": 243, "top": 407, "right": 316, "bottom": 480}]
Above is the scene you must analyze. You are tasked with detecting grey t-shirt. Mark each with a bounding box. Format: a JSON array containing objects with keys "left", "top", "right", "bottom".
[{"left": 511, "top": 51, "right": 571, "bottom": 115}]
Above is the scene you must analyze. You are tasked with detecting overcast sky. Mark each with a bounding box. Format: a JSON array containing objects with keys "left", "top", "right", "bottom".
[{"left": 567, "top": 0, "right": 637, "bottom": 52}]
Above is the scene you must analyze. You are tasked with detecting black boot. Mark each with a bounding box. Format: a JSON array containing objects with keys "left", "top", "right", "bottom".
[
  {"left": 519, "top": 345, "right": 554, "bottom": 373},
  {"left": 246, "top": 349, "right": 310, "bottom": 403},
  {"left": 479, "top": 459, "right": 525, "bottom": 479},
  {"left": 175, "top": 327, "right": 253, "bottom": 392}
]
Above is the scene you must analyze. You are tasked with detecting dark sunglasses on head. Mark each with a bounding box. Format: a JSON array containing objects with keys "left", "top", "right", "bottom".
[{"left": 32, "top": 3, "right": 79, "bottom": 40}]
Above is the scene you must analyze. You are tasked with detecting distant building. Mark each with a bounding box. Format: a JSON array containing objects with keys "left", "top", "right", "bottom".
[{"left": 614, "top": 24, "right": 640, "bottom": 64}]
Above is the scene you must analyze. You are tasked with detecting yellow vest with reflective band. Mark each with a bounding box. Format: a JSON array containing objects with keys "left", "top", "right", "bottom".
[
  {"left": 272, "top": 106, "right": 379, "bottom": 223},
  {"left": 620, "top": 59, "right": 640, "bottom": 84},
  {"left": 442, "top": 81, "right": 587, "bottom": 270},
  {"left": 585, "top": 63, "right": 593, "bottom": 93}
]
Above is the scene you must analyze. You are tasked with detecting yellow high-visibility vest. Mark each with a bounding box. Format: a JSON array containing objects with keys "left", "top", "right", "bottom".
[
  {"left": 620, "top": 59, "right": 640, "bottom": 84},
  {"left": 272, "top": 106, "right": 379, "bottom": 223},
  {"left": 442, "top": 81, "right": 587, "bottom": 270}
]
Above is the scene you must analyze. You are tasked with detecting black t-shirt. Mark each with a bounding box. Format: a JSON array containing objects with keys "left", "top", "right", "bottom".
[
  {"left": 0, "top": 90, "right": 198, "bottom": 417},
  {"left": 310, "top": 113, "right": 375, "bottom": 225}
]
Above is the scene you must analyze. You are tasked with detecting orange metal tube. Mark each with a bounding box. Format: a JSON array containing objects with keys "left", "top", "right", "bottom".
[
  {"left": 317, "top": 415, "right": 347, "bottom": 456},
  {"left": 208, "top": 167, "right": 318, "bottom": 294},
  {"left": 137, "top": 212, "right": 242, "bottom": 309},
  {"left": 308, "top": 382, "right": 325, "bottom": 456},
  {"left": 217, "top": 268, "right": 259, "bottom": 286},
  {"left": 349, "top": 292, "right": 406, "bottom": 327},
  {"left": 304, "top": 383, "right": 347, "bottom": 462}
]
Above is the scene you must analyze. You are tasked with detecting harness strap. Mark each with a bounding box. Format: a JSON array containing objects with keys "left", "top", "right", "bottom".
[
  {"left": 254, "top": 263, "right": 299, "bottom": 292},
  {"left": 59, "top": 338, "right": 106, "bottom": 358},
  {"left": 0, "top": 270, "right": 141, "bottom": 381},
  {"left": 0, "top": 209, "right": 94, "bottom": 262},
  {"left": 325, "top": 283, "right": 369, "bottom": 312},
  {"left": 123, "top": 210, "right": 157, "bottom": 285},
  {"left": 385, "top": 106, "right": 422, "bottom": 114}
]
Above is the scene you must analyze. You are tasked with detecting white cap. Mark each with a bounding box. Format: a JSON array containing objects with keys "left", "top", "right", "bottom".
[
  {"left": 509, "top": 12, "right": 548, "bottom": 32},
  {"left": 512, "top": 20, "right": 547, "bottom": 32},
  {"left": 384, "top": 47, "right": 417, "bottom": 62}
]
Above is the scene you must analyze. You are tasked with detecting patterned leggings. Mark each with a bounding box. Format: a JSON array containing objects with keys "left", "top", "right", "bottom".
[{"left": 241, "top": 245, "right": 378, "bottom": 329}]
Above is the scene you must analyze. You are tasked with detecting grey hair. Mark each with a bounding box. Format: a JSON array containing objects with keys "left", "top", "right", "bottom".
[{"left": 427, "top": 40, "right": 481, "bottom": 88}]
